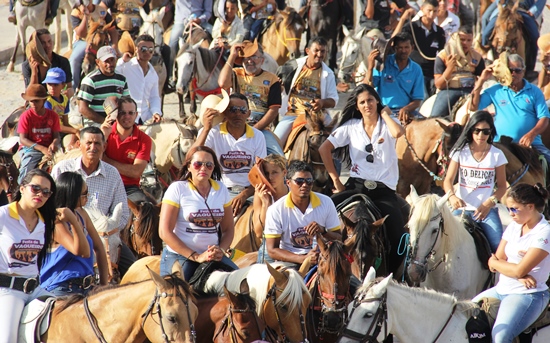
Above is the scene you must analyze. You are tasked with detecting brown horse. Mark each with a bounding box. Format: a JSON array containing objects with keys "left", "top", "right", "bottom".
[
  {"left": 231, "top": 206, "right": 261, "bottom": 255},
  {"left": 260, "top": 8, "right": 306, "bottom": 66},
  {"left": 195, "top": 280, "right": 264, "bottom": 343},
  {"left": 43, "top": 262, "right": 198, "bottom": 343},
  {"left": 491, "top": 1, "right": 526, "bottom": 64},
  {"left": 122, "top": 199, "right": 162, "bottom": 258},
  {"left": 82, "top": 21, "right": 112, "bottom": 82},
  {"left": 306, "top": 236, "right": 352, "bottom": 343},
  {"left": 286, "top": 111, "right": 338, "bottom": 195},
  {"left": 0, "top": 148, "right": 19, "bottom": 205}
]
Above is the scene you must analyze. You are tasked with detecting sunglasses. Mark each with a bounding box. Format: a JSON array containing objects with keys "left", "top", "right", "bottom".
[
  {"left": 291, "top": 178, "right": 314, "bottom": 186},
  {"left": 26, "top": 184, "right": 52, "bottom": 198},
  {"left": 365, "top": 143, "right": 374, "bottom": 163},
  {"left": 192, "top": 161, "right": 214, "bottom": 170},
  {"left": 119, "top": 111, "right": 137, "bottom": 116},
  {"left": 81, "top": 189, "right": 89, "bottom": 198},
  {"left": 472, "top": 128, "right": 492, "bottom": 136},
  {"left": 509, "top": 68, "right": 524, "bottom": 74},
  {"left": 139, "top": 46, "right": 154, "bottom": 53},
  {"left": 507, "top": 207, "right": 519, "bottom": 214},
  {"left": 228, "top": 106, "right": 248, "bottom": 114}
]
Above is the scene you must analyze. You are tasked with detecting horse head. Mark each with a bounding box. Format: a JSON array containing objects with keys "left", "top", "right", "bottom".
[
  {"left": 337, "top": 26, "right": 367, "bottom": 83},
  {"left": 124, "top": 198, "right": 161, "bottom": 258},
  {"left": 314, "top": 236, "right": 352, "bottom": 335},
  {"left": 263, "top": 260, "right": 312, "bottom": 343},
  {"left": 175, "top": 42, "right": 199, "bottom": 95},
  {"left": 0, "top": 148, "right": 19, "bottom": 201},
  {"left": 82, "top": 21, "right": 111, "bottom": 76},
  {"left": 145, "top": 263, "right": 199, "bottom": 343},
  {"left": 279, "top": 8, "right": 306, "bottom": 60},
  {"left": 406, "top": 186, "right": 452, "bottom": 284},
  {"left": 139, "top": 6, "right": 166, "bottom": 53},
  {"left": 492, "top": 0, "right": 524, "bottom": 54}
]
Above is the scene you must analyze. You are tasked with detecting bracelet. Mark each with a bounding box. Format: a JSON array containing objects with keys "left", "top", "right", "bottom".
[
  {"left": 489, "top": 196, "right": 498, "bottom": 206},
  {"left": 30, "top": 143, "right": 37, "bottom": 150},
  {"left": 188, "top": 251, "right": 198, "bottom": 261},
  {"left": 225, "top": 61, "right": 233, "bottom": 68}
]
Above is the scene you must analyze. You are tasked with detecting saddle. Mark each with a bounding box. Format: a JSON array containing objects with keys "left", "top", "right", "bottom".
[
  {"left": 283, "top": 114, "right": 307, "bottom": 153},
  {"left": 20, "top": 0, "right": 44, "bottom": 7},
  {"left": 115, "top": 0, "right": 144, "bottom": 31},
  {"left": 18, "top": 297, "right": 56, "bottom": 343},
  {"left": 461, "top": 215, "right": 492, "bottom": 270}
]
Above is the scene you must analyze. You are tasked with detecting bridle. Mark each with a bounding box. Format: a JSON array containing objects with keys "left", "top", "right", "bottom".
[
  {"left": 408, "top": 212, "right": 446, "bottom": 275},
  {"left": 213, "top": 304, "right": 263, "bottom": 343},
  {"left": 0, "top": 154, "right": 17, "bottom": 198},
  {"left": 85, "top": 27, "right": 109, "bottom": 57},
  {"left": 84, "top": 277, "right": 197, "bottom": 343},
  {"left": 274, "top": 21, "right": 301, "bottom": 58},
  {"left": 262, "top": 278, "right": 309, "bottom": 343}
]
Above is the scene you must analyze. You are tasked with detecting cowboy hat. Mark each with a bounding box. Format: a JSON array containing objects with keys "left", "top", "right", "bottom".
[
  {"left": 118, "top": 31, "right": 136, "bottom": 56},
  {"left": 103, "top": 96, "right": 119, "bottom": 122},
  {"left": 538, "top": 33, "right": 550, "bottom": 53},
  {"left": 238, "top": 39, "right": 259, "bottom": 58},
  {"left": 21, "top": 84, "right": 48, "bottom": 101},
  {"left": 199, "top": 89, "right": 230, "bottom": 127},
  {"left": 26, "top": 31, "right": 51, "bottom": 68}
]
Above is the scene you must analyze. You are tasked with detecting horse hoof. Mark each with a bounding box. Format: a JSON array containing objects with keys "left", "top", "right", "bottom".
[{"left": 7, "top": 62, "right": 14, "bottom": 73}]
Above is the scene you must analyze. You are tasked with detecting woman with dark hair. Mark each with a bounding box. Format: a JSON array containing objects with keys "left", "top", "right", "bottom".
[
  {"left": 40, "top": 172, "right": 109, "bottom": 295},
  {"left": 0, "top": 169, "right": 57, "bottom": 341},
  {"left": 159, "top": 145, "right": 238, "bottom": 279},
  {"left": 473, "top": 183, "right": 550, "bottom": 343},
  {"left": 319, "top": 83, "right": 406, "bottom": 276},
  {"left": 443, "top": 110, "right": 507, "bottom": 252}
]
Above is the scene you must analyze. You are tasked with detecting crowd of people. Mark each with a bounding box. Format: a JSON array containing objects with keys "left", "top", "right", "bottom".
[{"left": 3, "top": 0, "right": 550, "bottom": 341}]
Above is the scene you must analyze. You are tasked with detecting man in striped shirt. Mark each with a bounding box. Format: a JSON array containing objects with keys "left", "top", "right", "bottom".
[{"left": 77, "top": 46, "right": 130, "bottom": 127}]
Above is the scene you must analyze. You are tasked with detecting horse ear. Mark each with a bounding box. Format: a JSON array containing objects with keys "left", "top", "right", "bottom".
[
  {"left": 224, "top": 285, "right": 239, "bottom": 304},
  {"left": 371, "top": 274, "right": 392, "bottom": 298},
  {"left": 158, "top": 6, "right": 166, "bottom": 22},
  {"left": 139, "top": 6, "right": 148, "bottom": 21},
  {"left": 316, "top": 233, "right": 327, "bottom": 252},
  {"left": 371, "top": 215, "right": 389, "bottom": 233},
  {"left": 127, "top": 199, "right": 140, "bottom": 218},
  {"left": 436, "top": 192, "right": 452, "bottom": 209},
  {"left": 511, "top": 0, "right": 519, "bottom": 12},
  {"left": 409, "top": 185, "right": 420, "bottom": 204},
  {"left": 239, "top": 278, "right": 250, "bottom": 294},
  {"left": 328, "top": 112, "right": 340, "bottom": 131},
  {"left": 298, "top": 256, "right": 311, "bottom": 278},
  {"left": 148, "top": 265, "right": 170, "bottom": 290},
  {"left": 363, "top": 266, "right": 376, "bottom": 286},
  {"left": 342, "top": 25, "right": 350, "bottom": 38},
  {"left": 266, "top": 262, "right": 288, "bottom": 285},
  {"left": 192, "top": 40, "right": 204, "bottom": 50}
]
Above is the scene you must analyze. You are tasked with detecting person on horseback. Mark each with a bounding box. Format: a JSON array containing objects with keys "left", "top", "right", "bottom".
[
  {"left": 241, "top": 0, "right": 276, "bottom": 41},
  {"left": 363, "top": 31, "right": 424, "bottom": 123},
  {"left": 412, "top": 0, "right": 460, "bottom": 42},
  {"left": 158, "top": 145, "right": 238, "bottom": 280},
  {"left": 219, "top": 40, "right": 283, "bottom": 155},
  {"left": 17, "top": 85, "right": 61, "bottom": 185},
  {"left": 0, "top": 170, "right": 56, "bottom": 343},
  {"left": 359, "top": 0, "right": 408, "bottom": 38},
  {"left": 443, "top": 110, "right": 508, "bottom": 252},
  {"left": 116, "top": 34, "right": 163, "bottom": 124},
  {"left": 40, "top": 171, "right": 109, "bottom": 295},
  {"left": 100, "top": 96, "right": 153, "bottom": 204},
  {"left": 318, "top": 83, "right": 407, "bottom": 277},
  {"left": 481, "top": 0, "right": 544, "bottom": 75},
  {"left": 394, "top": 0, "right": 446, "bottom": 97},
  {"left": 210, "top": 0, "right": 245, "bottom": 48},
  {"left": 472, "top": 183, "right": 550, "bottom": 343},
  {"left": 69, "top": 1, "right": 119, "bottom": 90},
  {"left": 23, "top": 29, "right": 74, "bottom": 99},
  {"left": 470, "top": 53, "right": 550, "bottom": 166},
  {"left": 194, "top": 92, "right": 267, "bottom": 216},
  {"left": 263, "top": 160, "right": 341, "bottom": 268},
  {"left": 77, "top": 46, "right": 130, "bottom": 127},
  {"left": 431, "top": 25, "right": 485, "bottom": 118},
  {"left": 274, "top": 37, "right": 338, "bottom": 147}
]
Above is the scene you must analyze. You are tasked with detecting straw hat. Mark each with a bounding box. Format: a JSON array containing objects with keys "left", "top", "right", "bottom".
[
  {"left": 538, "top": 33, "right": 550, "bottom": 53},
  {"left": 492, "top": 51, "right": 512, "bottom": 87},
  {"left": 103, "top": 96, "right": 119, "bottom": 122},
  {"left": 199, "top": 89, "right": 230, "bottom": 127},
  {"left": 234, "top": 39, "right": 260, "bottom": 64},
  {"left": 118, "top": 31, "right": 136, "bottom": 56},
  {"left": 25, "top": 31, "right": 51, "bottom": 68},
  {"left": 21, "top": 84, "right": 48, "bottom": 101}
]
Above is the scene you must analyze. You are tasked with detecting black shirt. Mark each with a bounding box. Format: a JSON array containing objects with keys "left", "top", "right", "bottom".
[
  {"left": 404, "top": 20, "right": 446, "bottom": 79},
  {"left": 359, "top": 0, "right": 407, "bottom": 32},
  {"left": 22, "top": 52, "right": 73, "bottom": 88}
]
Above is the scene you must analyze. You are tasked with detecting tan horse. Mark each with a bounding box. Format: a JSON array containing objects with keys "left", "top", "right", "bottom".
[
  {"left": 260, "top": 8, "right": 306, "bottom": 66},
  {"left": 43, "top": 262, "right": 198, "bottom": 343},
  {"left": 82, "top": 21, "right": 112, "bottom": 80},
  {"left": 490, "top": 0, "right": 526, "bottom": 62},
  {"left": 231, "top": 206, "right": 261, "bottom": 255}
]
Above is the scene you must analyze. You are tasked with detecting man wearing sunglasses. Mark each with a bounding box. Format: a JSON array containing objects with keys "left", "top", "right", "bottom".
[
  {"left": 195, "top": 92, "right": 267, "bottom": 216},
  {"left": 219, "top": 40, "right": 284, "bottom": 156},
  {"left": 101, "top": 96, "right": 153, "bottom": 204},
  {"left": 470, "top": 53, "right": 550, "bottom": 165},
  {"left": 263, "top": 161, "right": 341, "bottom": 268},
  {"left": 116, "top": 34, "right": 163, "bottom": 124}
]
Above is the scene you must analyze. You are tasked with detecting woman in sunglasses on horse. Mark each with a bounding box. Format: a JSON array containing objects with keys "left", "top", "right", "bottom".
[
  {"left": 319, "top": 83, "right": 407, "bottom": 277},
  {"left": 159, "top": 145, "right": 238, "bottom": 281},
  {"left": 443, "top": 110, "right": 507, "bottom": 252}
]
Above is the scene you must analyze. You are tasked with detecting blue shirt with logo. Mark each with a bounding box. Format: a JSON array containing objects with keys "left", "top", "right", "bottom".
[
  {"left": 478, "top": 81, "right": 550, "bottom": 146},
  {"left": 372, "top": 54, "right": 425, "bottom": 110}
]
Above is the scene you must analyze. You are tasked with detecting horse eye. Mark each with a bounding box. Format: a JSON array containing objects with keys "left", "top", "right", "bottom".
[
  {"left": 363, "top": 312, "right": 374, "bottom": 318},
  {"left": 167, "top": 315, "right": 177, "bottom": 323},
  {"left": 280, "top": 304, "right": 288, "bottom": 311},
  {"left": 432, "top": 229, "right": 438, "bottom": 235}
]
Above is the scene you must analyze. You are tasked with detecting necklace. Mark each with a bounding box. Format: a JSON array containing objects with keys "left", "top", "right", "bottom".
[{"left": 470, "top": 144, "right": 490, "bottom": 163}]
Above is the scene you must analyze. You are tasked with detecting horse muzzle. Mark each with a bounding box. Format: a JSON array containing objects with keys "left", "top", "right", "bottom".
[
  {"left": 407, "top": 260, "right": 428, "bottom": 284},
  {"left": 321, "top": 308, "right": 347, "bottom": 334}
]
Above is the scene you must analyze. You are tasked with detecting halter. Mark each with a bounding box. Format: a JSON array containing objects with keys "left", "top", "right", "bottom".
[
  {"left": 85, "top": 27, "right": 109, "bottom": 57},
  {"left": 409, "top": 211, "right": 446, "bottom": 275},
  {"left": 275, "top": 24, "right": 301, "bottom": 58},
  {"left": 262, "top": 281, "right": 309, "bottom": 343},
  {"left": 0, "top": 155, "right": 16, "bottom": 197},
  {"left": 213, "top": 304, "right": 263, "bottom": 343},
  {"left": 402, "top": 124, "right": 447, "bottom": 182}
]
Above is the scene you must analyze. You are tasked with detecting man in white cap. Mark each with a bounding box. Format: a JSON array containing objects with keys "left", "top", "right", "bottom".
[{"left": 77, "top": 46, "right": 130, "bottom": 128}]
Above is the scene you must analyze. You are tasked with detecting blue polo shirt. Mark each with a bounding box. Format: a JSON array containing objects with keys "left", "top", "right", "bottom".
[
  {"left": 373, "top": 54, "right": 425, "bottom": 110},
  {"left": 478, "top": 81, "right": 550, "bottom": 146}
]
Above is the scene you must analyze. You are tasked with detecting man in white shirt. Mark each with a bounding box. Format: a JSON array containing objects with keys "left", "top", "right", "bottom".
[
  {"left": 116, "top": 34, "right": 163, "bottom": 124},
  {"left": 264, "top": 160, "right": 341, "bottom": 268}
]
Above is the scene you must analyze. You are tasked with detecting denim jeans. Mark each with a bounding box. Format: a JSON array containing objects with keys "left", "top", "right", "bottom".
[
  {"left": 160, "top": 247, "right": 238, "bottom": 280},
  {"left": 262, "top": 129, "right": 284, "bottom": 156},
  {"left": 273, "top": 115, "right": 296, "bottom": 146},
  {"left": 18, "top": 148, "right": 44, "bottom": 184},
  {"left": 430, "top": 88, "right": 472, "bottom": 118},
  {"left": 69, "top": 40, "right": 87, "bottom": 89},
  {"left": 532, "top": 143, "right": 550, "bottom": 168},
  {"left": 49, "top": 281, "right": 91, "bottom": 296},
  {"left": 453, "top": 208, "right": 503, "bottom": 252},
  {"left": 473, "top": 287, "right": 550, "bottom": 343},
  {"left": 256, "top": 239, "right": 275, "bottom": 264},
  {"left": 168, "top": 20, "right": 213, "bottom": 71},
  {"left": 243, "top": 16, "right": 266, "bottom": 41}
]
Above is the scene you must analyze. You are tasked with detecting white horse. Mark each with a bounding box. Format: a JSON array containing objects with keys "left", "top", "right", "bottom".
[
  {"left": 8, "top": 0, "right": 48, "bottom": 73},
  {"left": 407, "top": 186, "right": 490, "bottom": 300},
  {"left": 53, "top": 0, "right": 82, "bottom": 54},
  {"left": 139, "top": 6, "right": 167, "bottom": 99},
  {"left": 337, "top": 267, "right": 550, "bottom": 343},
  {"left": 337, "top": 27, "right": 385, "bottom": 85},
  {"left": 204, "top": 261, "right": 312, "bottom": 343}
]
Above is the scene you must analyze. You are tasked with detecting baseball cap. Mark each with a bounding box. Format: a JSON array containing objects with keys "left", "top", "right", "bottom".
[
  {"left": 42, "top": 67, "right": 66, "bottom": 84},
  {"left": 97, "top": 46, "right": 117, "bottom": 61}
]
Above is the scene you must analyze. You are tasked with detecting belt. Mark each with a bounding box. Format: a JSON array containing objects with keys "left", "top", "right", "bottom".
[
  {"left": 350, "top": 177, "right": 388, "bottom": 191},
  {"left": 63, "top": 275, "right": 95, "bottom": 290},
  {"left": 227, "top": 186, "right": 246, "bottom": 193},
  {"left": 0, "top": 274, "right": 38, "bottom": 294}
]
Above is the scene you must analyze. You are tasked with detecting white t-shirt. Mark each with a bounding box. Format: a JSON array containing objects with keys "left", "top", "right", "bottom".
[
  {"left": 202, "top": 122, "right": 267, "bottom": 188},
  {"left": 451, "top": 145, "right": 507, "bottom": 210},
  {"left": 496, "top": 216, "right": 550, "bottom": 294},
  {"left": 327, "top": 118, "right": 400, "bottom": 190},
  {"left": 264, "top": 192, "right": 341, "bottom": 255},
  {"left": 162, "top": 179, "right": 231, "bottom": 253},
  {"left": 0, "top": 203, "right": 45, "bottom": 277}
]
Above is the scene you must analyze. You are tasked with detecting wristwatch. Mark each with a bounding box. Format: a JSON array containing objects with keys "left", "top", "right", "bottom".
[{"left": 489, "top": 196, "right": 498, "bottom": 206}]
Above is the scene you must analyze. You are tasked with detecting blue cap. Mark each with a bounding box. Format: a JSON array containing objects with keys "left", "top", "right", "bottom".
[{"left": 42, "top": 67, "right": 66, "bottom": 84}]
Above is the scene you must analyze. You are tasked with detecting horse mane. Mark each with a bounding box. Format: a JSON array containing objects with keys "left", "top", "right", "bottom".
[
  {"left": 132, "top": 201, "right": 160, "bottom": 242},
  {"left": 197, "top": 46, "right": 221, "bottom": 72},
  {"left": 322, "top": 240, "right": 351, "bottom": 280},
  {"left": 281, "top": 8, "right": 305, "bottom": 28},
  {"left": 496, "top": 136, "right": 543, "bottom": 175},
  {"left": 230, "top": 291, "right": 258, "bottom": 312}
]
